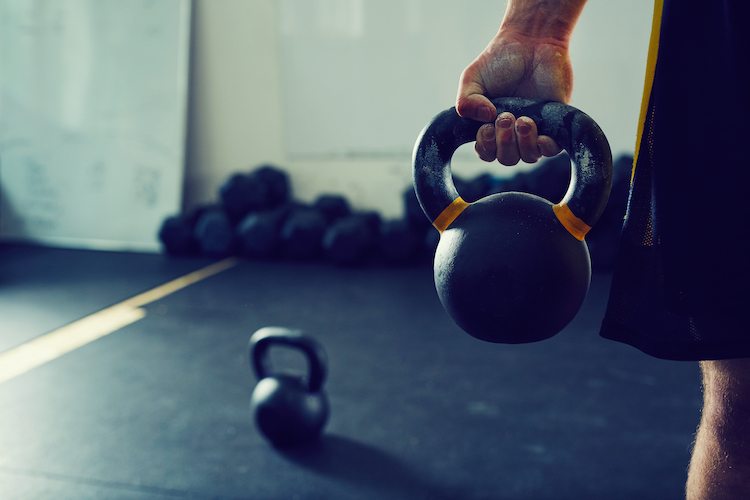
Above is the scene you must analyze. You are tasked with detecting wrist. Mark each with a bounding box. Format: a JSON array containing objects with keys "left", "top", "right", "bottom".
[{"left": 500, "top": 0, "right": 587, "bottom": 47}]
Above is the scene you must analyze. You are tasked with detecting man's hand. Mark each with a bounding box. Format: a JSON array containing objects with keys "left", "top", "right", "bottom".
[{"left": 456, "top": 1, "right": 586, "bottom": 165}]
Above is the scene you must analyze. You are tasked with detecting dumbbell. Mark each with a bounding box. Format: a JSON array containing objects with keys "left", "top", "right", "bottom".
[
  {"left": 159, "top": 203, "right": 220, "bottom": 256},
  {"left": 236, "top": 204, "right": 293, "bottom": 258},
  {"left": 322, "top": 211, "right": 381, "bottom": 266},
  {"left": 314, "top": 194, "right": 351, "bottom": 224},
  {"left": 193, "top": 207, "right": 236, "bottom": 257},
  {"left": 378, "top": 218, "right": 423, "bottom": 264},
  {"left": 452, "top": 173, "right": 494, "bottom": 203},
  {"left": 158, "top": 215, "right": 198, "bottom": 255},
  {"left": 403, "top": 186, "right": 432, "bottom": 232},
  {"left": 280, "top": 206, "right": 328, "bottom": 260},
  {"left": 523, "top": 152, "right": 571, "bottom": 204},
  {"left": 486, "top": 171, "right": 530, "bottom": 196},
  {"left": 255, "top": 165, "right": 291, "bottom": 205},
  {"left": 220, "top": 165, "right": 290, "bottom": 222}
]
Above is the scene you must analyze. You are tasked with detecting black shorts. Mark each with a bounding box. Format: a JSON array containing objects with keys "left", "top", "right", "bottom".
[{"left": 599, "top": 0, "right": 750, "bottom": 361}]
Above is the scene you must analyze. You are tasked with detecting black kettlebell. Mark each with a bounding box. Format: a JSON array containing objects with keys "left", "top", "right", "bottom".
[
  {"left": 413, "top": 98, "right": 612, "bottom": 344},
  {"left": 248, "top": 327, "right": 329, "bottom": 447}
]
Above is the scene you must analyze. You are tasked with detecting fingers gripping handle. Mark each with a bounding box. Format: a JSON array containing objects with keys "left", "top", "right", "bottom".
[{"left": 412, "top": 97, "right": 613, "bottom": 235}]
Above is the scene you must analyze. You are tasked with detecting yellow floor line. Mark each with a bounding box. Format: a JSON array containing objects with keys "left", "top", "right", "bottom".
[
  {"left": 0, "top": 257, "right": 240, "bottom": 385},
  {"left": 120, "top": 257, "right": 240, "bottom": 308}
]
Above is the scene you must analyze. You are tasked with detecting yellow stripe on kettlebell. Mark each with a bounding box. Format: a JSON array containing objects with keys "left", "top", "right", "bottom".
[
  {"left": 553, "top": 203, "right": 591, "bottom": 241},
  {"left": 433, "top": 197, "right": 471, "bottom": 233}
]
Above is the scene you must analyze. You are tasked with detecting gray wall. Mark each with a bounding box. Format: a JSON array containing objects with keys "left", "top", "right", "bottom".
[
  {"left": 185, "top": 0, "right": 653, "bottom": 219},
  {"left": 1, "top": 0, "right": 654, "bottom": 250}
]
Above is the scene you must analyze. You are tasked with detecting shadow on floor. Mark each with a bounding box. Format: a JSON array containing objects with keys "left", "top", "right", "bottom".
[{"left": 279, "top": 434, "right": 461, "bottom": 500}]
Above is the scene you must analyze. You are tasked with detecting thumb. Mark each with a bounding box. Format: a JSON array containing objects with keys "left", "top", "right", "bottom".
[{"left": 456, "top": 80, "right": 497, "bottom": 122}]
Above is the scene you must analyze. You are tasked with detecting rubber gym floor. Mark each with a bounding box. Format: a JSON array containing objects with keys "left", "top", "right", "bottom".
[{"left": 0, "top": 243, "right": 701, "bottom": 500}]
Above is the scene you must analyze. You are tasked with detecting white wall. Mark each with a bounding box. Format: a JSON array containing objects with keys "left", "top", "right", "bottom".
[{"left": 184, "top": 0, "right": 655, "bottom": 218}]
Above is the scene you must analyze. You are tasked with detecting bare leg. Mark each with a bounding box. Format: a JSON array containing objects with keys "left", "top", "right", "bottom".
[{"left": 686, "top": 358, "right": 750, "bottom": 499}]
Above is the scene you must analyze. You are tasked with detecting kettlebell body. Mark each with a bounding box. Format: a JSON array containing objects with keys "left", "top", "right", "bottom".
[
  {"left": 435, "top": 192, "right": 591, "bottom": 343},
  {"left": 413, "top": 98, "right": 612, "bottom": 344},
  {"left": 249, "top": 327, "right": 329, "bottom": 447}
]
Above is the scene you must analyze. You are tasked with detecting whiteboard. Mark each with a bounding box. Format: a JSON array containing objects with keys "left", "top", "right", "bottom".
[{"left": 0, "top": 0, "right": 191, "bottom": 252}]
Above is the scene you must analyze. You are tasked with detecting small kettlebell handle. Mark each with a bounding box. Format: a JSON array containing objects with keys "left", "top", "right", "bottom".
[
  {"left": 249, "top": 327, "right": 327, "bottom": 393},
  {"left": 413, "top": 97, "right": 612, "bottom": 236}
]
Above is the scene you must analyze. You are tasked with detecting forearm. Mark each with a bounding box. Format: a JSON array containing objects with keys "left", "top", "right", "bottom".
[{"left": 500, "top": 0, "right": 587, "bottom": 46}]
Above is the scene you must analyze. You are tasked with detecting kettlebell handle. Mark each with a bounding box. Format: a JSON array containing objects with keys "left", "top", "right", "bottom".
[
  {"left": 413, "top": 97, "right": 612, "bottom": 238},
  {"left": 249, "top": 327, "right": 327, "bottom": 393}
]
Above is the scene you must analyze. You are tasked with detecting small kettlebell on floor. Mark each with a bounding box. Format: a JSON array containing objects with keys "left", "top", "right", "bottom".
[
  {"left": 413, "top": 97, "right": 612, "bottom": 344},
  {"left": 248, "top": 327, "right": 329, "bottom": 447}
]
